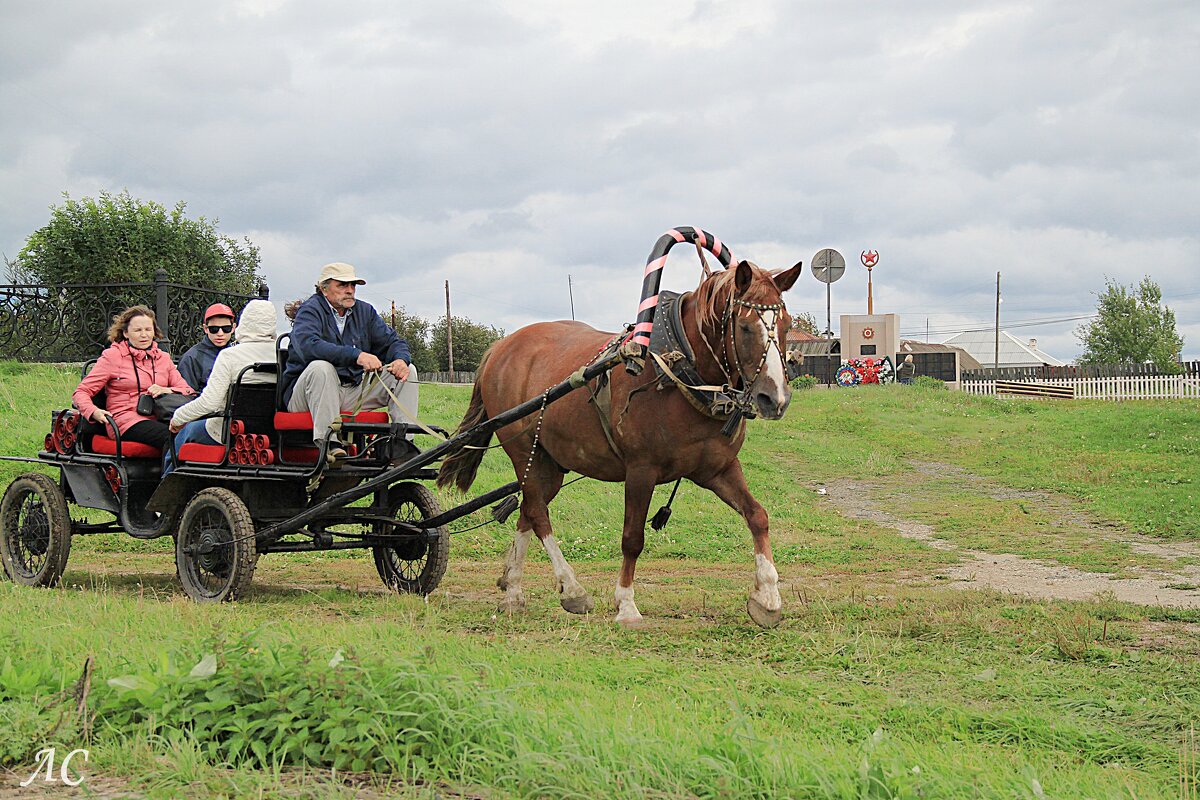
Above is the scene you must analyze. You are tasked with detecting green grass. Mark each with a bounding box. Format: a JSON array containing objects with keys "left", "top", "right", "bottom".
[{"left": 2, "top": 362, "right": 1200, "bottom": 798}]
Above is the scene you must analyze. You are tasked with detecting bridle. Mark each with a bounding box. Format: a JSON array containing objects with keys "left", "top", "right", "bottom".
[{"left": 696, "top": 289, "right": 789, "bottom": 416}]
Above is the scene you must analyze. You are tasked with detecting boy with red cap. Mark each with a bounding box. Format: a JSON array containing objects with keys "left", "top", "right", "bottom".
[{"left": 177, "top": 303, "right": 237, "bottom": 393}]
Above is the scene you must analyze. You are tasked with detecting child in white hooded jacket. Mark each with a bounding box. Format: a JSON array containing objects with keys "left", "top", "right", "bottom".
[{"left": 163, "top": 300, "right": 277, "bottom": 475}]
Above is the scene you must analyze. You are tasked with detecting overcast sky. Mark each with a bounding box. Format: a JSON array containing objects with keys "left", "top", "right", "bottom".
[{"left": 2, "top": 0, "right": 1197, "bottom": 361}]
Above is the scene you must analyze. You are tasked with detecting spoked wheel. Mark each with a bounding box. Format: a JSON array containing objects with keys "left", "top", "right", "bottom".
[
  {"left": 0, "top": 473, "right": 72, "bottom": 587},
  {"left": 373, "top": 483, "right": 449, "bottom": 595},
  {"left": 176, "top": 488, "right": 257, "bottom": 603}
]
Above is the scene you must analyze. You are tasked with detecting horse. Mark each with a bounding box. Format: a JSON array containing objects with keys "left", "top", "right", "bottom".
[{"left": 437, "top": 258, "right": 802, "bottom": 626}]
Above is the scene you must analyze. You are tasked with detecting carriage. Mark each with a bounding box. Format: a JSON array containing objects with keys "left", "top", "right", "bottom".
[{"left": 0, "top": 333, "right": 619, "bottom": 603}]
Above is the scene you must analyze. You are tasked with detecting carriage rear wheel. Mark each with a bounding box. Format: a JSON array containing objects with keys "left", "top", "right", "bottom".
[
  {"left": 176, "top": 488, "right": 257, "bottom": 603},
  {"left": 373, "top": 483, "right": 449, "bottom": 596},
  {"left": 0, "top": 473, "right": 72, "bottom": 587}
]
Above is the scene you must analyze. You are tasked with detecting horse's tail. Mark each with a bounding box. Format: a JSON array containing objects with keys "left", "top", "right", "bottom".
[{"left": 436, "top": 365, "right": 492, "bottom": 493}]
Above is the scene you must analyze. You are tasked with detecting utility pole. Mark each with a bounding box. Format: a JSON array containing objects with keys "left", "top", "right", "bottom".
[
  {"left": 568, "top": 274, "right": 575, "bottom": 320},
  {"left": 445, "top": 279, "right": 454, "bottom": 374},
  {"left": 925, "top": 317, "right": 929, "bottom": 342},
  {"left": 994, "top": 271, "right": 1001, "bottom": 373}
]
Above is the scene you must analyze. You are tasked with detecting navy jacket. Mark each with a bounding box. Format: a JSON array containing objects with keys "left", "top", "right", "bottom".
[
  {"left": 281, "top": 293, "right": 411, "bottom": 406},
  {"left": 177, "top": 338, "right": 229, "bottom": 394}
]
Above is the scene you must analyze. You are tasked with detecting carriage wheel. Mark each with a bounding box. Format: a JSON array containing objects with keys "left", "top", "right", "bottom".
[
  {"left": 176, "top": 488, "right": 257, "bottom": 603},
  {"left": 373, "top": 483, "right": 449, "bottom": 596},
  {"left": 0, "top": 473, "right": 72, "bottom": 587}
]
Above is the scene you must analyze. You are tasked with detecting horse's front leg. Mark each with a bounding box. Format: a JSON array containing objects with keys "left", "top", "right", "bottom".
[
  {"left": 615, "top": 470, "right": 656, "bottom": 625},
  {"left": 699, "top": 459, "right": 782, "bottom": 628}
]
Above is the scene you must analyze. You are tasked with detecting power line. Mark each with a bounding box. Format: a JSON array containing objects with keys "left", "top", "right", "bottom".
[{"left": 902, "top": 313, "right": 1097, "bottom": 338}]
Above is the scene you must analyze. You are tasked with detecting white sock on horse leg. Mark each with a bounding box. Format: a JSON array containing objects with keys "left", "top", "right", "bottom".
[
  {"left": 541, "top": 535, "right": 583, "bottom": 595},
  {"left": 499, "top": 528, "right": 532, "bottom": 603}
]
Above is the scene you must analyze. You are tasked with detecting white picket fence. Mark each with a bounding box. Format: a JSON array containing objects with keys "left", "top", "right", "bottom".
[{"left": 961, "top": 373, "right": 1200, "bottom": 400}]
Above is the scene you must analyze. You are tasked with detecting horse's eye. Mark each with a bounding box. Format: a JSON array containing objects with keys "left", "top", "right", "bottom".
[{"left": 739, "top": 323, "right": 752, "bottom": 334}]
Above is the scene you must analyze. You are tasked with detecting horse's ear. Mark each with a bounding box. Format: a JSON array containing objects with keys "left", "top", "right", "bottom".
[
  {"left": 774, "top": 261, "right": 803, "bottom": 293},
  {"left": 734, "top": 260, "right": 753, "bottom": 295}
]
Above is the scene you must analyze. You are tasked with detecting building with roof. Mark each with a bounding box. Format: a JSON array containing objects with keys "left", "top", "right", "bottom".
[{"left": 942, "top": 331, "right": 1065, "bottom": 369}]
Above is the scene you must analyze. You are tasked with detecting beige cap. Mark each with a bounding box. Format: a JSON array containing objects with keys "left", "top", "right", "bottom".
[{"left": 318, "top": 262, "right": 366, "bottom": 285}]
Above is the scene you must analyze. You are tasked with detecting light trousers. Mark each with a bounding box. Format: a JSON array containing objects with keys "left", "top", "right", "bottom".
[{"left": 287, "top": 360, "right": 419, "bottom": 444}]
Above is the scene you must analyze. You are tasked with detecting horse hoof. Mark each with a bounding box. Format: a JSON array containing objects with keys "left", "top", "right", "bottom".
[
  {"left": 616, "top": 614, "right": 646, "bottom": 629},
  {"left": 560, "top": 591, "right": 594, "bottom": 615},
  {"left": 747, "top": 597, "right": 782, "bottom": 628}
]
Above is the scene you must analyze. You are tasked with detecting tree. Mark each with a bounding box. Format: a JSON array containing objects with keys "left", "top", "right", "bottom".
[
  {"left": 384, "top": 304, "right": 435, "bottom": 370},
  {"left": 11, "top": 190, "right": 262, "bottom": 293},
  {"left": 793, "top": 312, "right": 818, "bottom": 337},
  {"left": 430, "top": 315, "right": 504, "bottom": 372},
  {"left": 1076, "top": 277, "right": 1184, "bottom": 372}
]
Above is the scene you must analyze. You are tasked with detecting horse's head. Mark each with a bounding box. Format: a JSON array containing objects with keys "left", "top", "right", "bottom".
[{"left": 695, "top": 259, "right": 802, "bottom": 420}]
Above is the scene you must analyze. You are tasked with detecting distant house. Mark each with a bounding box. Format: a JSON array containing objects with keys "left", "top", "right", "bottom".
[
  {"left": 899, "top": 339, "right": 982, "bottom": 372},
  {"left": 942, "top": 331, "right": 1065, "bottom": 369}
]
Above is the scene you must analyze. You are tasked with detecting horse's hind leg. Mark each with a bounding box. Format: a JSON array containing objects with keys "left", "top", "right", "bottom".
[
  {"left": 698, "top": 459, "right": 783, "bottom": 628},
  {"left": 497, "top": 527, "right": 532, "bottom": 613},
  {"left": 501, "top": 457, "right": 594, "bottom": 615}
]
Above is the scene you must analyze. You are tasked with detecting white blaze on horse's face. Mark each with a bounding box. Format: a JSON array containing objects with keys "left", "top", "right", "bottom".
[{"left": 747, "top": 307, "right": 791, "bottom": 420}]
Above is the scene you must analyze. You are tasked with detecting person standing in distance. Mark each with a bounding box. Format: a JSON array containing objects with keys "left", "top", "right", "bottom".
[{"left": 280, "top": 263, "right": 418, "bottom": 461}]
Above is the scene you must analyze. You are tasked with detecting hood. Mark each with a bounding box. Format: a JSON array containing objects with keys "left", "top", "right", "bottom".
[{"left": 236, "top": 299, "right": 277, "bottom": 343}]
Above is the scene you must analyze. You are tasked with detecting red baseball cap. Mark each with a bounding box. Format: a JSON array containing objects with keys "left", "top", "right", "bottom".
[{"left": 203, "top": 303, "right": 235, "bottom": 322}]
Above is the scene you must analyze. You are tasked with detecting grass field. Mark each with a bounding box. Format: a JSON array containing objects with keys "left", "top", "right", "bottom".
[{"left": 1, "top": 361, "right": 1199, "bottom": 799}]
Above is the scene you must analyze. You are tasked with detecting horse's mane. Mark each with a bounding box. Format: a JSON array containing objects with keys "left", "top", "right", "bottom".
[{"left": 691, "top": 262, "right": 777, "bottom": 329}]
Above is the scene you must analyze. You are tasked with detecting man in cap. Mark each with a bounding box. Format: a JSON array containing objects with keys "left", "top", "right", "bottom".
[
  {"left": 280, "top": 262, "right": 418, "bottom": 460},
  {"left": 177, "top": 302, "right": 237, "bottom": 394}
]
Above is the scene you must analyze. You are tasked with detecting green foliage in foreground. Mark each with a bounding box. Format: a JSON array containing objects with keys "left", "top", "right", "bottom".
[{"left": 2, "top": 583, "right": 1196, "bottom": 799}]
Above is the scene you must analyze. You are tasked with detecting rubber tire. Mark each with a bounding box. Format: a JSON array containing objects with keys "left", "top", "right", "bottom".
[
  {"left": 176, "top": 487, "right": 257, "bottom": 603},
  {"left": 0, "top": 473, "right": 72, "bottom": 587},
  {"left": 373, "top": 483, "right": 449, "bottom": 595}
]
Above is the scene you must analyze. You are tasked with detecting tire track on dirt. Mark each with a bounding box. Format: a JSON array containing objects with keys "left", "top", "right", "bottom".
[{"left": 820, "top": 469, "right": 1200, "bottom": 609}]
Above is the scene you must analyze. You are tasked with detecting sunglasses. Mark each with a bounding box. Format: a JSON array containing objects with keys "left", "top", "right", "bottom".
[{"left": 205, "top": 324, "right": 234, "bottom": 334}]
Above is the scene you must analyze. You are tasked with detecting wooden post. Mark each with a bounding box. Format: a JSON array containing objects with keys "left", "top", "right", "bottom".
[
  {"left": 445, "top": 280, "right": 454, "bottom": 373},
  {"left": 994, "top": 271, "right": 1001, "bottom": 373}
]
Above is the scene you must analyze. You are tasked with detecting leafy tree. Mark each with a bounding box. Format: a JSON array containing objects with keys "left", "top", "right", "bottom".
[
  {"left": 1076, "top": 277, "right": 1184, "bottom": 372},
  {"left": 384, "top": 304, "right": 435, "bottom": 370},
  {"left": 11, "top": 190, "right": 262, "bottom": 293},
  {"left": 430, "top": 315, "right": 504, "bottom": 372},
  {"left": 793, "top": 311, "right": 818, "bottom": 336}
]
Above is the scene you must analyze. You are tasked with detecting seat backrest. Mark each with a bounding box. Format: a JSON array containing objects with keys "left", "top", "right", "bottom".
[
  {"left": 276, "top": 333, "right": 291, "bottom": 411},
  {"left": 228, "top": 365, "right": 278, "bottom": 437}
]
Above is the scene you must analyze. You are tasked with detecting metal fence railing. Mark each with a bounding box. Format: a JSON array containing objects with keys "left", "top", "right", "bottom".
[{"left": 0, "top": 270, "right": 269, "bottom": 362}]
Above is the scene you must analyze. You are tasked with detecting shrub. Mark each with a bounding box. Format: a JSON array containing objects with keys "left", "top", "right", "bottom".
[
  {"left": 790, "top": 374, "right": 819, "bottom": 390},
  {"left": 913, "top": 375, "right": 946, "bottom": 390}
]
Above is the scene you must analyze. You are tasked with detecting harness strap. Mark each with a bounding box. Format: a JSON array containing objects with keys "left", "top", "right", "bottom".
[
  {"left": 583, "top": 371, "right": 624, "bottom": 460},
  {"left": 649, "top": 350, "right": 739, "bottom": 419}
]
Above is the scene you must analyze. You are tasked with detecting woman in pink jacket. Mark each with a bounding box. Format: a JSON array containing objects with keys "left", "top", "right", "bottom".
[{"left": 72, "top": 305, "right": 196, "bottom": 452}]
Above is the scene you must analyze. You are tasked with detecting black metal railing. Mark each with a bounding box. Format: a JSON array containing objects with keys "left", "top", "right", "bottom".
[{"left": 0, "top": 269, "right": 269, "bottom": 362}]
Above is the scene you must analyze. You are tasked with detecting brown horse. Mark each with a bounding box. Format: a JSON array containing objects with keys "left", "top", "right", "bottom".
[{"left": 437, "top": 259, "right": 802, "bottom": 626}]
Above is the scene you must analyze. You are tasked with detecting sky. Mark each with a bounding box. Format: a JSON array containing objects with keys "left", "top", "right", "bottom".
[{"left": 2, "top": 0, "right": 1197, "bottom": 362}]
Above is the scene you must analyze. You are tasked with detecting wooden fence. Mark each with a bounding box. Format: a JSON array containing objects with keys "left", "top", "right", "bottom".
[
  {"left": 961, "top": 362, "right": 1200, "bottom": 400},
  {"left": 422, "top": 370, "right": 476, "bottom": 384}
]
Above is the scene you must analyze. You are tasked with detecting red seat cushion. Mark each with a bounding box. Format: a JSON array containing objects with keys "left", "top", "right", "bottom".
[
  {"left": 91, "top": 436, "right": 162, "bottom": 459},
  {"left": 273, "top": 411, "right": 389, "bottom": 430},
  {"left": 178, "top": 443, "right": 227, "bottom": 463},
  {"left": 281, "top": 447, "right": 321, "bottom": 464}
]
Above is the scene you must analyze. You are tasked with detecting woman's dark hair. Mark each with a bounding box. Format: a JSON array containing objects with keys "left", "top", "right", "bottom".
[{"left": 107, "top": 305, "right": 164, "bottom": 343}]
